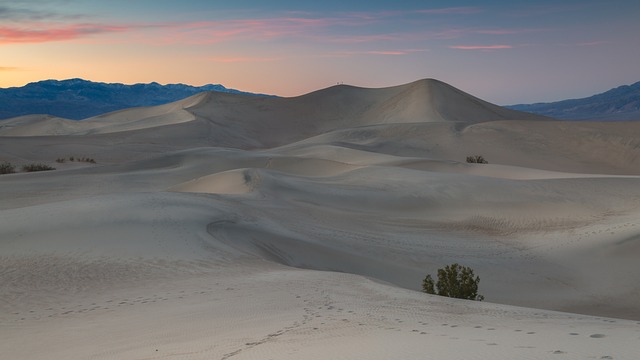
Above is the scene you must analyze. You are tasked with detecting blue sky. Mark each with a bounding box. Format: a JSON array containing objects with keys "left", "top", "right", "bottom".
[{"left": 1, "top": 0, "right": 639, "bottom": 104}]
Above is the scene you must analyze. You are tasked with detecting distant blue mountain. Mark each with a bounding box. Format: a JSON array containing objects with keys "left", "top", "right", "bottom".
[
  {"left": 507, "top": 81, "right": 640, "bottom": 121},
  {"left": 0, "top": 78, "right": 273, "bottom": 120}
]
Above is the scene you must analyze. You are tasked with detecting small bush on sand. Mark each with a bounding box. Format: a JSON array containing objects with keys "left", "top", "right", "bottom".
[
  {"left": 78, "top": 157, "right": 96, "bottom": 164},
  {"left": 466, "top": 155, "right": 488, "bottom": 164},
  {"left": 422, "top": 263, "right": 484, "bottom": 301},
  {"left": 0, "top": 161, "right": 16, "bottom": 174},
  {"left": 56, "top": 158, "right": 66, "bottom": 163},
  {"left": 67, "top": 156, "right": 96, "bottom": 164},
  {"left": 22, "top": 163, "right": 56, "bottom": 172}
]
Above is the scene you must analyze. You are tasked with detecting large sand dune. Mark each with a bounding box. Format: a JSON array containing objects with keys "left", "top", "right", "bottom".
[{"left": 1, "top": 79, "right": 639, "bottom": 359}]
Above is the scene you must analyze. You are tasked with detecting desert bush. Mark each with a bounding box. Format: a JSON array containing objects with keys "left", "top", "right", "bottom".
[
  {"left": 78, "top": 157, "right": 96, "bottom": 164},
  {"left": 22, "top": 163, "right": 56, "bottom": 172},
  {"left": 67, "top": 156, "right": 96, "bottom": 164},
  {"left": 0, "top": 161, "right": 16, "bottom": 174},
  {"left": 56, "top": 158, "right": 66, "bottom": 163},
  {"left": 422, "top": 263, "right": 484, "bottom": 301},
  {"left": 466, "top": 155, "right": 488, "bottom": 164}
]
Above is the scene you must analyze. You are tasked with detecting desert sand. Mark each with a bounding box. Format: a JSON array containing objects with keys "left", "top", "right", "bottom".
[{"left": 1, "top": 79, "right": 640, "bottom": 359}]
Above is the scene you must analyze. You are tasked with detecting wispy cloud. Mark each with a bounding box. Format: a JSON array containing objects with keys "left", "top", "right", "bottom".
[
  {"left": 415, "top": 7, "right": 483, "bottom": 15},
  {"left": 151, "top": 17, "right": 363, "bottom": 45},
  {"left": 0, "top": 66, "right": 21, "bottom": 71},
  {"left": 365, "top": 48, "right": 428, "bottom": 55},
  {"left": 56, "top": 8, "right": 491, "bottom": 45},
  {"left": 575, "top": 41, "right": 607, "bottom": 46},
  {"left": 552, "top": 41, "right": 609, "bottom": 48},
  {"left": 207, "top": 56, "right": 282, "bottom": 63},
  {"left": 473, "top": 28, "right": 548, "bottom": 35},
  {"left": 448, "top": 45, "right": 513, "bottom": 50},
  {"left": 0, "top": 23, "right": 131, "bottom": 44},
  {"left": 0, "top": 8, "right": 523, "bottom": 47},
  {"left": 0, "top": 16, "right": 349, "bottom": 45},
  {"left": 326, "top": 49, "right": 429, "bottom": 57},
  {"left": 366, "top": 50, "right": 410, "bottom": 55},
  {"left": 348, "top": 7, "right": 482, "bottom": 19},
  {"left": 0, "top": 3, "right": 84, "bottom": 22}
]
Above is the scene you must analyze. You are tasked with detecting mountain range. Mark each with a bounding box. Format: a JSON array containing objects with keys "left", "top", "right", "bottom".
[
  {"left": 507, "top": 81, "right": 640, "bottom": 120},
  {"left": 0, "top": 78, "right": 270, "bottom": 120},
  {"left": 2, "top": 78, "right": 639, "bottom": 121},
  {"left": 0, "top": 79, "right": 547, "bottom": 140}
]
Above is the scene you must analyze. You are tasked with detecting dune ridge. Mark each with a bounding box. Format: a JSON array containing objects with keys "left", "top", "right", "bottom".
[{"left": 0, "top": 79, "right": 549, "bottom": 139}]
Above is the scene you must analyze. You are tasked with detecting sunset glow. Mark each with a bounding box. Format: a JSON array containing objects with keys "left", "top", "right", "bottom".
[{"left": 1, "top": 0, "right": 639, "bottom": 104}]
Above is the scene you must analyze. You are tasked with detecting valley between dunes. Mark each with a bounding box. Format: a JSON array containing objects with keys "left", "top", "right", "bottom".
[{"left": 2, "top": 79, "right": 640, "bottom": 359}]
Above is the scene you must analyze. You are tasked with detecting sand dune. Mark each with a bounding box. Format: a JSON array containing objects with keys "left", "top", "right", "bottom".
[
  {"left": 0, "top": 94, "right": 202, "bottom": 136},
  {"left": 0, "top": 79, "right": 548, "bottom": 140},
  {"left": 1, "top": 79, "right": 640, "bottom": 359},
  {"left": 0, "top": 114, "right": 82, "bottom": 136}
]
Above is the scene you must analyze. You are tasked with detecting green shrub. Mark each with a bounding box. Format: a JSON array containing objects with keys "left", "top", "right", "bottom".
[
  {"left": 422, "top": 263, "right": 484, "bottom": 301},
  {"left": 0, "top": 161, "right": 16, "bottom": 174},
  {"left": 466, "top": 155, "right": 488, "bottom": 164},
  {"left": 22, "top": 163, "right": 56, "bottom": 172}
]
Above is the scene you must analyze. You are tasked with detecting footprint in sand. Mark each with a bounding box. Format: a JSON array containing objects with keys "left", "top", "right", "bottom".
[{"left": 590, "top": 334, "right": 606, "bottom": 338}]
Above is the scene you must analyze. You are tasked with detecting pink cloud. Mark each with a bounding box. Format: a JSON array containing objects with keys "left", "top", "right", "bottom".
[
  {"left": 366, "top": 48, "right": 428, "bottom": 55},
  {"left": 157, "top": 17, "right": 354, "bottom": 45},
  {"left": 366, "top": 51, "right": 407, "bottom": 55},
  {"left": 0, "top": 23, "right": 136, "bottom": 44},
  {"left": 449, "top": 45, "right": 513, "bottom": 50},
  {"left": 0, "top": 16, "right": 366, "bottom": 46},
  {"left": 164, "top": 9, "right": 485, "bottom": 45},
  {"left": 0, "top": 10, "right": 529, "bottom": 47}
]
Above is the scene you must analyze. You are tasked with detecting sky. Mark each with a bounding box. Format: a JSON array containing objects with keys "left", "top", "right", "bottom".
[{"left": 1, "top": 0, "right": 639, "bottom": 104}]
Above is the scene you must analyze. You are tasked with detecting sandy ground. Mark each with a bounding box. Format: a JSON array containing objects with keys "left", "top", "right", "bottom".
[{"left": 1, "top": 79, "right": 640, "bottom": 359}]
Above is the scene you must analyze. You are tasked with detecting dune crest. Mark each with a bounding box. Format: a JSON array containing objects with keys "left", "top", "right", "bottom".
[{"left": 0, "top": 79, "right": 549, "bottom": 138}]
